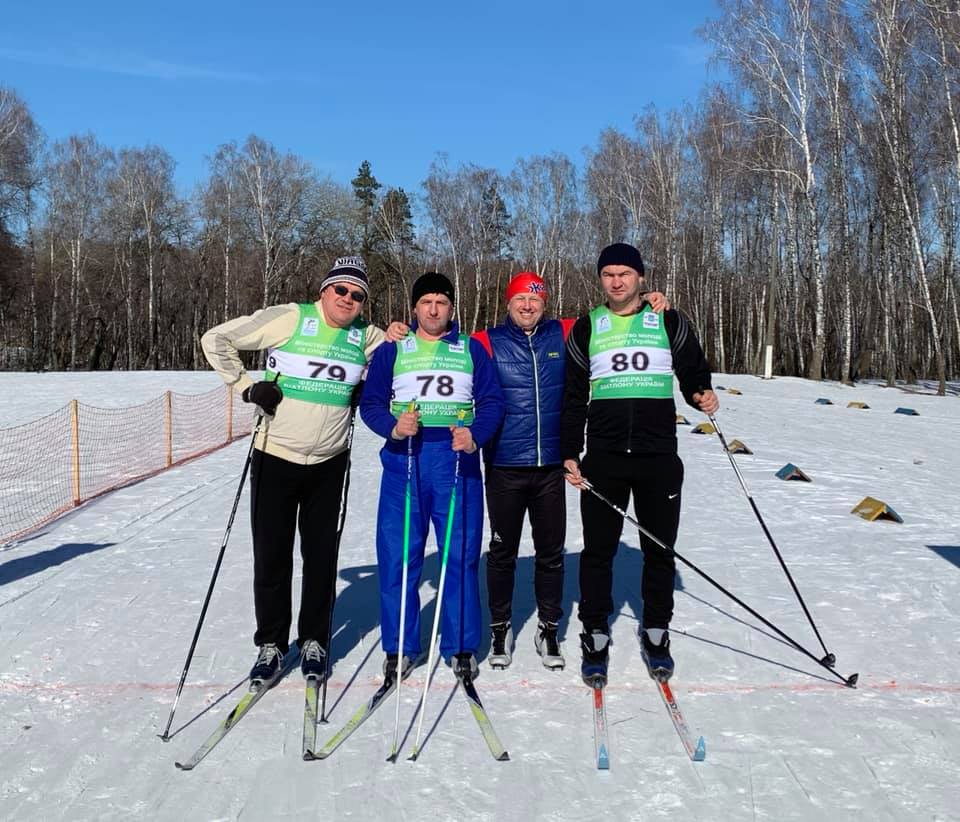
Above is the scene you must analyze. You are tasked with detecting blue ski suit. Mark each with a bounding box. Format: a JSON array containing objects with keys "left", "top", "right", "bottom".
[{"left": 360, "top": 322, "right": 505, "bottom": 660}]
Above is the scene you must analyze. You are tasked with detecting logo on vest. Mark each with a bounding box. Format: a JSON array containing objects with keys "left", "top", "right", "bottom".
[
  {"left": 596, "top": 314, "right": 612, "bottom": 334},
  {"left": 302, "top": 317, "right": 320, "bottom": 336},
  {"left": 643, "top": 312, "right": 660, "bottom": 329},
  {"left": 548, "top": 351, "right": 560, "bottom": 358},
  {"left": 401, "top": 336, "right": 418, "bottom": 353},
  {"left": 347, "top": 327, "right": 362, "bottom": 346},
  {"left": 448, "top": 340, "right": 465, "bottom": 354}
]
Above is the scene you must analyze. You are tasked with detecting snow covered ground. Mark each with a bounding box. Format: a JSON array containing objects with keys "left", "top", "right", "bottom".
[{"left": 0, "top": 372, "right": 957, "bottom": 821}]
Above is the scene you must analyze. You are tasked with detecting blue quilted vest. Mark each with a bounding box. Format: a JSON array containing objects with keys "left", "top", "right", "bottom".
[{"left": 485, "top": 316, "right": 565, "bottom": 467}]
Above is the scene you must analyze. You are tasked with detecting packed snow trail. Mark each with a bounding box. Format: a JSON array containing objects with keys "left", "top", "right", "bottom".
[{"left": 0, "top": 372, "right": 957, "bottom": 820}]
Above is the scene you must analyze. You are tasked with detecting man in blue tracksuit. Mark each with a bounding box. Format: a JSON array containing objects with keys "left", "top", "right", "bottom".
[{"left": 360, "top": 272, "right": 504, "bottom": 680}]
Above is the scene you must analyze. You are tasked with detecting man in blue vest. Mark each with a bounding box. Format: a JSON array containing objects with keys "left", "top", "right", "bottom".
[
  {"left": 360, "top": 272, "right": 505, "bottom": 680},
  {"left": 202, "top": 256, "right": 403, "bottom": 687},
  {"left": 562, "top": 243, "right": 718, "bottom": 685},
  {"left": 474, "top": 272, "right": 668, "bottom": 671}
]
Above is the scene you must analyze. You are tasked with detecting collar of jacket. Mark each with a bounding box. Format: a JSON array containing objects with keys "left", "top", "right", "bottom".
[{"left": 408, "top": 319, "right": 461, "bottom": 342}]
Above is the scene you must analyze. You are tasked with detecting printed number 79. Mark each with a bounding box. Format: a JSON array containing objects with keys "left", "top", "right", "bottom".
[{"left": 309, "top": 361, "right": 347, "bottom": 381}]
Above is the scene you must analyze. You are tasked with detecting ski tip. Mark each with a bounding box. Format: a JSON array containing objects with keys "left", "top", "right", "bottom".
[
  {"left": 693, "top": 736, "right": 706, "bottom": 761},
  {"left": 496, "top": 751, "right": 510, "bottom": 762},
  {"left": 597, "top": 746, "right": 610, "bottom": 770}
]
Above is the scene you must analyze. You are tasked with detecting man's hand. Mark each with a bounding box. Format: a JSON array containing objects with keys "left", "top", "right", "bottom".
[
  {"left": 392, "top": 409, "right": 420, "bottom": 439},
  {"left": 386, "top": 321, "right": 410, "bottom": 342},
  {"left": 450, "top": 425, "right": 476, "bottom": 453},
  {"left": 242, "top": 380, "right": 283, "bottom": 416},
  {"left": 646, "top": 291, "right": 670, "bottom": 313},
  {"left": 693, "top": 389, "right": 720, "bottom": 415},
  {"left": 563, "top": 458, "right": 584, "bottom": 488}
]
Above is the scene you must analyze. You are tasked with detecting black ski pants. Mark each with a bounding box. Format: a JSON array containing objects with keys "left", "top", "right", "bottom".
[
  {"left": 485, "top": 465, "right": 565, "bottom": 625},
  {"left": 578, "top": 450, "right": 683, "bottom": 633},
  {"left": 249, "top": 448, "right": 348, "bottom": 652}
]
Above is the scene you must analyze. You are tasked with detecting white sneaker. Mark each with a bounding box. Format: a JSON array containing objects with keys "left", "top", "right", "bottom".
[{"left": 535, "top": 622, "right": 565, "bottom": 670}]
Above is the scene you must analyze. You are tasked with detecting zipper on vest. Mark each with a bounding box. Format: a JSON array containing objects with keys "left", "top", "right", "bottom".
[{"left": 528, "top": 332, "right": 542, "bottom": 466}]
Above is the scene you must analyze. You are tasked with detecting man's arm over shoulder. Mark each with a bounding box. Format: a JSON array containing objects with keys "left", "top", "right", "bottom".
[
  {"left": 200, "top": 304, "right": 299, "bottom": 394},
  {"left": 471, "top": 329, "right": 493, "bottom": 357},
  {"left": 363, "top": 322, "right": 387, "bottom": 361},
  {"left": 665, "top": 309, "right": 712, "bottom": 407},
  {"left": 468, "top": 337, "right": 505, "bottom": 447},
  {"left": 560, "top": 315, "right": 591, "bottom": 461}
]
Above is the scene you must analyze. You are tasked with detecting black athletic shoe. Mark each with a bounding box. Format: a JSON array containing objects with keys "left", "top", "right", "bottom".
[
  {"left": 451, "top": 652, "right": 479, "bottom": 681},
  {"left": 383, "top": 653, "right": 414, "bottom": 680},
  {"left": 640, "top": 629, "right": 675, "bottom": 681},
  {"left": 488, "top": 622, "right": 513, "bottom": 669},
  {"left": 300, "top": 639, "right": 327, "bottom": 681},
  {"left": 250, "top": 643, "right": 283, "bottom": 686},
  {"left": 534, "top": 621, "right": 565, "bottom": 670},
  {"left": 580, "top": 630, "right": 610, "bottom": 686}
]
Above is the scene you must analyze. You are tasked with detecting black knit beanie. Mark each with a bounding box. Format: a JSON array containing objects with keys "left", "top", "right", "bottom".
[
  {"left": 411, "top": 272, "right": 455, "bottom": 307},
  {"left": 597, "top": 243, "right": 645, "bottom": 277}
]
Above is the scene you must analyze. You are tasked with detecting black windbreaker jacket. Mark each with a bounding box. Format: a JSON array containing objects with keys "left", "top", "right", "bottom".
[{"left": 560, "top": 306, "right": 713, "bottom": 459}]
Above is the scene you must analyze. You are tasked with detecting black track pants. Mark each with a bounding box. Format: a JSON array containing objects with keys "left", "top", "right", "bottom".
[
  {"left": 485, "top": 465, "right": 565, "bottom": 625},
  {"left": 577, "top": 451, "right": 683, "bottom": 632},
  {"left": 249, "top": 448, "right": 348, "bottom": 651}
]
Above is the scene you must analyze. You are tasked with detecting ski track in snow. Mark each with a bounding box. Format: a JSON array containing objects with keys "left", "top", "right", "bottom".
[{"left": 0, "top": 372, "right": 958, "bottom": 821}]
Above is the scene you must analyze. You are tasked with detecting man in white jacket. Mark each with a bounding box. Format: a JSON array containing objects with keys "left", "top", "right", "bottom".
[{"left": 202, "top": 256, "right": 397, "bottom": 687}]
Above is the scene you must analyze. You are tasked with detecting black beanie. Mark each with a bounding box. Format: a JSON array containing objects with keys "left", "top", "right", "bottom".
[
  {"left": 411, "top": 272, "right": 455, "bottom": 307},
  {"left": 597, "top": 243, "right": 645, "bottom": 277}
]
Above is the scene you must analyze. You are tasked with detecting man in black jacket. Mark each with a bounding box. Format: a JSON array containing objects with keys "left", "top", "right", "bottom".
[{"left": 562, "top": 242, "right": 718, "bottom": 685}]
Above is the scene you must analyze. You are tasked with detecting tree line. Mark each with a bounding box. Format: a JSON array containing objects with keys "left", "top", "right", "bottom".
[{"left": 0, "top": 0, "right": 958, "bottom": 393}]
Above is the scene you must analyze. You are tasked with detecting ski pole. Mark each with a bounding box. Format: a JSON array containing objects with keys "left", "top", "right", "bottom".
[
  {"left": 160, "top": 411, "right": 268, "bottom": 741},
  {"left": 707, "top": 413, "right": 835, "bottom": 666},
  {"left": 388, "top": 400, "right": 418, "bottom": 761},
  {"left": 573, "top": 473, "right": 858, "bottom": 688},
  {"left": 409, "top": 410, "right": 466, "bottom": 761},
  {"left": 319, "top": 406, "right": 359, "bottom": 723}
]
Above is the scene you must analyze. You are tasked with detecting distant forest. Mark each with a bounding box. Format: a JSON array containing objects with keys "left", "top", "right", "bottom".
[{"left": 1, "top": 0, "right": 958, "bottom": 393}]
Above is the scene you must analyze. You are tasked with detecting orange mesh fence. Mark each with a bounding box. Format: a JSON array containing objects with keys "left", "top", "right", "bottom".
[{"left": 0, "top": 385, "right": 253, "bottom": 545}]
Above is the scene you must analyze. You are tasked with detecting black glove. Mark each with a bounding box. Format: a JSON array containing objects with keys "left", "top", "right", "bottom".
[
  {"left": 242, "top": 380, "right": 283, "bottom": 416},
  {"left": 350, "top": 380, "right": 365, "bottom": 410}
]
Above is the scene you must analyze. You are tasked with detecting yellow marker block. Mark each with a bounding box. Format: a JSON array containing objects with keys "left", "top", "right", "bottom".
[
  {"left": 851, "top": 496, "right": 903, "bottom": 523},
  {"left": 728, "top": 439, "right": 752, "bottom": 454},
  {"left": 691, "top": 423, "right": 716, "bottom": 435}
]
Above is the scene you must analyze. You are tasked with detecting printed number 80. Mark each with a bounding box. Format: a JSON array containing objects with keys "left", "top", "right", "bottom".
[{"left": 611, "top": 352, "right": 649, "bottom": 372}]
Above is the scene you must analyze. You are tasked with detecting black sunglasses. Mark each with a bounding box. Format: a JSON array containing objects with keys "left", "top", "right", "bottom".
[{"left": 331, "top": 283, "right": 367, "bottom": 303}]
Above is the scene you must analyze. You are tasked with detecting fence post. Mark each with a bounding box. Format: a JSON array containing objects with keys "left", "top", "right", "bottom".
[
  {"left": 226, "top": 384, "right": 233, "bottom": 442},
  {"left": 164, "top": 391, "right": 173, "bottom": 467},
  {"left": 70, "top": 400, "right": 81, "bottom": 506}
]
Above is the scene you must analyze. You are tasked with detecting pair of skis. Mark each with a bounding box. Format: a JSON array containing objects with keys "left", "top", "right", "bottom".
[
  {"left": 310, "top": 667, "right": 508, "bottom": 762},
  {"left": 588, "top": 674, "right": 705, "bottom": 771},
  {"left": 176, "top": 661, "right": 508, "bottom": 769}
]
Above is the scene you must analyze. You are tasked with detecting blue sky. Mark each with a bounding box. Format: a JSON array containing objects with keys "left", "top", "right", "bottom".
[{"left": 1, "top": 1, "right": 722, "bottom": 197}]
